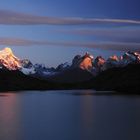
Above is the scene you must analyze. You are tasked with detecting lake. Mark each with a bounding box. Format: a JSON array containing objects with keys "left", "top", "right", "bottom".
[{"left": 0, "top": 90, "right": 140, "bottom": 140}]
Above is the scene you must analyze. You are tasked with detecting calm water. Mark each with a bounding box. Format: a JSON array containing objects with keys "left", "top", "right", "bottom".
[{"left": 0, "top": 90, "right": 140, "bottom": 140}]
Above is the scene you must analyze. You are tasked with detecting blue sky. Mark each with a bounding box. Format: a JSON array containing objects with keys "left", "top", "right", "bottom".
[{"left": 0, "top": 0, "right": 140, "bottom": 67}]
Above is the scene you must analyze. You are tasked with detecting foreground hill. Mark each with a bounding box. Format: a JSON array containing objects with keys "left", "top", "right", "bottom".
[
  {"left": 0, "top": 64, "right": 140, "bottom": 94},
  {"left": 0, "top": 67, "right": 93, "bottom": 91},
  {"left": 0, "top": 68, "right": 51, "bottom": 91},
  {"left": 46, "top": 68, "right": 93, "bottom": 83},
  {"left": 90, "top": 64, "right": 140, "bottom": 93}
]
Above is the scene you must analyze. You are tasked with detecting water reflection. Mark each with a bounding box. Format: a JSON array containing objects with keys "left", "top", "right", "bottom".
[
  {"left": 80, "top": 90, "right": 95, "bottom": 139},
  {"left": 0, "top": 90, "right": 140, "bottom": 140},
  {"left": 80, "top": 90, "right": 94, "bottom": 125},
  {"left": 0, "top": 93, "right": 20, "bottom": 140}
]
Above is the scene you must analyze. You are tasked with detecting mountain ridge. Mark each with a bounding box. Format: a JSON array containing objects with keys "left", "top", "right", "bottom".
[{"left": 0, "top": 47, "right": 139, "bottom": 93}]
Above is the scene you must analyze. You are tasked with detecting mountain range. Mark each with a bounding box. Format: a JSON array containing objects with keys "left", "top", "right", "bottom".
[{"left": 0, "top": 47, "right": 140, "bottom": 93}]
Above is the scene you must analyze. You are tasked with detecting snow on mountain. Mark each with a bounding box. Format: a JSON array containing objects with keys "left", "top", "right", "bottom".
[
  {"left": 20, "top": 59, "right": 33, "bottom": 68},
  {"left": 56, "top": 62, "right": 70, "bottom": 71},
  {"left": 0, "top": 47, "right": 21, "bottom": 70},
  {"left": 0, "top": 47, "right": 140, "bottom": 78},
  {"left": 33, "top": 63, "right": 56, "bottom": 77},
  {"left": 20, "top": 67, "right": 36, "bottom": 75},
  {"left": 0, "top": 48, "right": 36, "bottom": 75},
  {"left": 93, "top": 56, "right": 106, "bottom": 72},
  {"left": 134, "top": 52, "right": 140, "bottom": 62},
  {"left": 0, "top": 48, "right": 55, "bottom": 76},
  {"left": 103, "top": 55, "right": 121, "bottom": 70},
  {"left": 121, "top": 51, "right": 140, "bottom": 66},
  {"left": 20, "top": 59, "right": 36, "bottom": 74}
]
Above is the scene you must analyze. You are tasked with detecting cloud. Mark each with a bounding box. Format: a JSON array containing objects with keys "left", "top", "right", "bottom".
[
  {"left": 0, "top": 10, "right": 140, "bottom": 25},
  {"left": 54, "top": 28, "right": 140, "bottom": 43},
  {"left": 54, "top": 28, "right": 140, "bottom": 36},
  {"left": 0, "top": 37, "right": 140, "bottom": 52},
  {"left": 0, "top": 38, "right": 40, "bottom": 46}
]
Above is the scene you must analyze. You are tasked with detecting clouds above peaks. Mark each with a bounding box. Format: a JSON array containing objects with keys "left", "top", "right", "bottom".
[
  {"left": 0, "top": 37, "right": 139, "bottom": 52},
  {"left": 55, "top": 28, "right": 140, "bottom": 36},
  {"left": 0, "top": 10, "right": 140, "bottom": 25},
  {"left": 54, "top": 28, "right": 140, "bottom": 43}
]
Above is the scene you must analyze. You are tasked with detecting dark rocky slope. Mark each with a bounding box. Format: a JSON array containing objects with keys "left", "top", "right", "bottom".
[
  {"left": 0, "top": 67, "right": 93, "bottom": 91},
  {"left": 90, "top": 64, "right": 140, "bottom": 93},
  {"left": 46, "top": 68, "right": 93, "bottom": 83},
  {"left": 0, "top": 64, "right": 140, "bottom": 94},
  {"left": 0, "top": 67, "right": 54, "bottom": 91}
]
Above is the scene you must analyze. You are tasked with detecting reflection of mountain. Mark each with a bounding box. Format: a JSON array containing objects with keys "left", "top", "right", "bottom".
[
  {"left": 0, "top": 47, "right": 140, "bottom": 93},
  {"left": 0, "top": 93, "right": 20, "bottom": 140}
]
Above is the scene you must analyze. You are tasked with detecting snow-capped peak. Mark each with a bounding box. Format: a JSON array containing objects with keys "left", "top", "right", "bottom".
[
  {"left": 0, "top": 47, "right": 35, "bottom": 74},
  {"left": 0, "top": 47, "right": 140, "bottom": 78},
  {"left": 0, "top": 47, "right": 21, "bottom": 70}
]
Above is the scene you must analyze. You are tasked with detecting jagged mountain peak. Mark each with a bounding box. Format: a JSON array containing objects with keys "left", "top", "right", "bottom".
[
  {"left": 72, "top": 52, "right": 94, "bottom": 70},
  {"left": 0, "top": 47, "right": 21, "bottom": 70},
  {"left": 0, "top": 47, "right": 140, "bottom": 78}
]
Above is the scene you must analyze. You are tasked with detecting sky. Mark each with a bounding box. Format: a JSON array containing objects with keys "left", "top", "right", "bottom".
[{"left": 0, "top": 0, "right": 140, "bottom": 67}]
